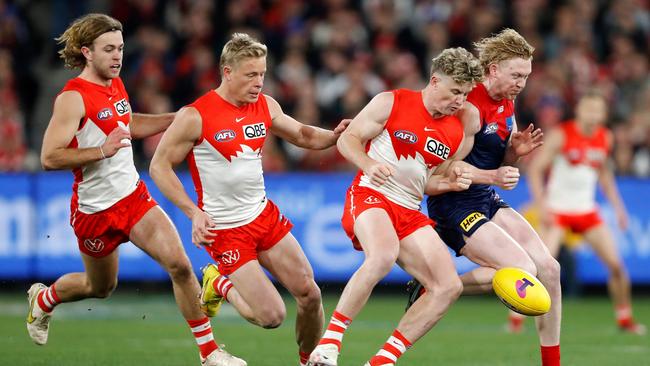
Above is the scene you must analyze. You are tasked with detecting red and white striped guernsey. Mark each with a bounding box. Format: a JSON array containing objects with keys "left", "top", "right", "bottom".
[
  {"left": 61, "top": 77, "right": 139, "bottom": 214},
  {"left": 187, "top": 91, "right": 273, "bottom": 228}
]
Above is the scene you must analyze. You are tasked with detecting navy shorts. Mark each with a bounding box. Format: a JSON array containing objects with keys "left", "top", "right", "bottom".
[{"left": 427, "top": 190, "right": 509, "bottom": 256}]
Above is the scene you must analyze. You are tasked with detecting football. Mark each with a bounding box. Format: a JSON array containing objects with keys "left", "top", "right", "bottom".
[{"left": 492, "top": 267, "right": 551, "bottom": 316}]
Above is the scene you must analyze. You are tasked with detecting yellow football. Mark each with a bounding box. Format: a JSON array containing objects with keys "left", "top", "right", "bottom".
[{"left": 492, "top": 267, "right": 551, "bottom": 316}]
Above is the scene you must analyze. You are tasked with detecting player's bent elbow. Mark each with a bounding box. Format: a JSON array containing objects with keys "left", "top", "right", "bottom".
[{"left": 40, "top": 155, "right": 59, "bottom": 171}]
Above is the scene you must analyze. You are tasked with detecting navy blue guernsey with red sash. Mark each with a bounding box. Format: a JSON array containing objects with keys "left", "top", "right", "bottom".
[{"left": 427, "top": 83, "right": 514, "bottom": 253}]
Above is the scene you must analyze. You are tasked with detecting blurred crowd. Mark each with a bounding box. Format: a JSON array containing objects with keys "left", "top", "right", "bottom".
[{"left": 0, "top": 0, "right": 648, "bottom": 175}]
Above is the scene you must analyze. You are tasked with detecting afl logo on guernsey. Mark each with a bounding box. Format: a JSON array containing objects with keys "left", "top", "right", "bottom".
[
  {"left": 393, "top": 130, "right": 418, "bottom": 144},
  {"left": 424, "top": 137, "right": 450, "bottom": 160},
  {"left": 215, "top": 129, "right": 236, "bottom": 142},
  {"left": 97, "top": 108, "right": 113, "bottom": 120},
  {"left": 243, "top": 122, "right": 266, "bottom": 140}
]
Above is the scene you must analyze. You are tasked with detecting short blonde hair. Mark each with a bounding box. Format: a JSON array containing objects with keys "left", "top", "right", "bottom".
[
  {"left": 220, "top": 33, "right": 267, "bottom": 72},
  {"left": 430, "top": 47, "right": 483, "bottom": 84},
  {"left": 56, "top": 13, "right": 123, "bottom": 70},
  {"left": 474, "top": 28, "right": 534, "bottom": 73}
]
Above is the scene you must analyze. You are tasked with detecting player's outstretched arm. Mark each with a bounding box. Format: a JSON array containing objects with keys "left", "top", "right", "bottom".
[
  {"left": 597, "top": 131, "right": 628, "bottom": 230},
  {"left": 129, "top": 112, "right": 176, "bottom": 139},
  {"left": 337, "top": 92, "right": 395, "bottom": 186},
  {"left": 265, "top": 94, "right": 350, "bottom": 150},
  {"left": 41, "top": 91, "right": 131, "bottom": 170},
  {"left": 150, "top": 107, "right": 216, "bottom": 247}
]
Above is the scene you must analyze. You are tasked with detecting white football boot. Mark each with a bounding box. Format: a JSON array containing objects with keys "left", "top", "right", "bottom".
[
  {"left": 308, "top": 344, "right": 340, "bottom": 366},
  {"left": 26, "top": 283, "right": 51, "bottom": 345},
  {"left": 201, "top": 348, "right": 247, "bottom": 366}
]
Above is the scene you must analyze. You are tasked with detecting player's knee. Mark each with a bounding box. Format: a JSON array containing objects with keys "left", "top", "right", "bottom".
[
  {"left": 607, "top": 261, "right": 626, "bottom": 279},
  {"left": 443, "top": 277, "right": 463, "bottom": 301},
  {"left": 165, "top": 257, "right": 194, "bottom": 282},
  {"left": 258, "top": 306, "right": 286, "bottom": 329},
  {"left": 538, "top": 256, "right": 561, "bottom": 285},
  {"left": 90, "top": 280, "right": 117, "bottom": 299},
  {"left": 295, "top": 281, "right": 322, "bottom": 309},
  {"left": 364, "top": 252, "right": 399, "bottom": 278}
]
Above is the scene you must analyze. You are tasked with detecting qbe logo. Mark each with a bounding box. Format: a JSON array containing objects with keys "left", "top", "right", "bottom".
[
  {"left": 424, "top": 137, "right": 450, "bottom": 160},
  {"left": 243, "top": 122, "right": 266, "bottom": 140},
  {"left": 113, "top": 98, "right": 129, "bottom": 116}
]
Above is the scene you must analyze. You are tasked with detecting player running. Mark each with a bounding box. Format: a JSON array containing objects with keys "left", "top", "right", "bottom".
[
  {"left": 308, "top": 47, "right": 482, "bottom": 366},
  {"left": 406, "top": 29, "right": 562, "bottom": 366},
  {"left": 528, "top": 91, "right": 646, "bottom": 335},
  {"left": 149, "top": 33, "right": 349, "bottom": 366},
  {"left": 28, "top": 14, "right": 244, "bottom": 366}
]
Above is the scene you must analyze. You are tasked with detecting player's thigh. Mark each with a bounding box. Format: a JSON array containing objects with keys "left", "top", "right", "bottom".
[
  {"left": 228, "top": 259, "right": 285, "bottom": 314},
  {"left": 583, "top": 224, "right": 623, "bottom": 269},
  {"left": 258, "top": 232, "right": 318, "bottom": 298},
  {"left": 354, "top": 208, "right": 400, "bottom": 263},
  {"left": 492, "top": 208, "right": 555, "bottom": 267},
  {"left": 463, "top": 220, "right": 534, "bottom": 272},
  {"left": 129, "top": 206, "right": 188, "bottom": 266},
  {"left": 397, "top": 225, "right": 458, "bottom": 289},
  {"left": 80, "top": 250, "right": 119, "bottom": 292}
]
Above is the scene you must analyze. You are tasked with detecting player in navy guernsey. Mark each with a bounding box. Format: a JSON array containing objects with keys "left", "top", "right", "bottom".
[{"left": 407, "top": 29, "right": 562, "bottom": 366}]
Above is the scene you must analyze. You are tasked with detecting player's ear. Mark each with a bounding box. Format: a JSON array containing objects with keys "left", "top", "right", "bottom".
[
  {"left": 223, "top": 65, "right": 233, "bottom": 81},
  {"left": 429, "top": 74, "right": 439, "bottom": 87},
  {"left": 488, "top": 62, "right": 499, "bottom": 77},
  {"left": 81, "top": 46, "right": 92, "bottom": 61}
]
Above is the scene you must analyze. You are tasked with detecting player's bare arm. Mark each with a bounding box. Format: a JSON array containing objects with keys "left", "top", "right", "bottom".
[
  {"left": 129, "top": 112, "right": 176, "bottom": 139},
  {"left": 337, "top": 92, "right": 395, "bottom": 186},
  {"left": 149, "top": 107, "right": 214, "bottom": 247},
  {"left": 41, "top": 91, "right": 130, "bottom": 170},
  {"left": 597, "top": 131, "right": 628, "bottom": 230},
  {"left": 503, "top": 122, "right": 544, "bottom": 165},
  {"left": 527, "top": 127, "right": 564, "bottom": 214},
  {"left": 265, "top": 94, "right": 350, "bottom": 150}
]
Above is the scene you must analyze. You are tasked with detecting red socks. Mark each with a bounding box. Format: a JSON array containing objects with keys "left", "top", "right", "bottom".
[
  {"left": 37, "top": 284, "right": 60, "bottom": 313},
  {"left": 541, "top": 345, "right": 560, "bottom": 366},
  {"left": 212, "top": 275, "right": 233, "bottom": 301}
]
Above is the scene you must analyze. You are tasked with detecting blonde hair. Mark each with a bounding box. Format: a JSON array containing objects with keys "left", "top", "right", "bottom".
[
  {"left": 474, "top": 29, "right": 534, "bottom": 73},
  {"left": 430, "top": 47, "right": 483, "bottom": 84},
  {"left": 220, "top": 33, "right": 268, "bottom": 72},
  {"left": 55, "top": 13, "right": 123, "bottom": 69}
]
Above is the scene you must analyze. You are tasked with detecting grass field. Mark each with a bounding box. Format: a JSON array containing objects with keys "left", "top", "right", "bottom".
[{"left": 1, "top": 290, "right": 648, "bottom": 365}]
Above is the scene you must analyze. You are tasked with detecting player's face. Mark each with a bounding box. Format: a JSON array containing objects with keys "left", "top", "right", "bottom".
[
  {"left": 226, "top": 57, "right": 266, "bottom": 105},
  {"left": 86, "top": 31, "right": 124, "bottom": 80},
  {"left": 492, "top": 57, "right": 531, "bottom": 100},
  {"left": 576, "top": 96, "right": 607, "bottom": 130},
  {"left": 431, "top": 74, "right": 473, "bottom": 116}
]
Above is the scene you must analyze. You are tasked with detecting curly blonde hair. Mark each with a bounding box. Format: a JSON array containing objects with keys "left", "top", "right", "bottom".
[
  {"left": 430, "top": 47, "right": 484, "bottom": 84},
  {"left": 474, "top": 29, "right": 534, "bottom": 73},
  {"left": 220, "top": 33, "right": 268, "bottom": 73},
  {"left": 55, "top": 14, "right": 122, "bottom": 70}
]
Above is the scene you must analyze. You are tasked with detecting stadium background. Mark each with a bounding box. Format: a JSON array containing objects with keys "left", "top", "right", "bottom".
[{"left": 0, "top": 1, "right": 649, "bottom": 365}]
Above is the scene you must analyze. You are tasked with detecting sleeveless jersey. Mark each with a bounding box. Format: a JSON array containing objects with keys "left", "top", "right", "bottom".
[
  {"left": 428, "top": 82, "right": 514, "bottom": 210},
  {"left": 187, "top": 91, "right": 272, "bottom": 228},
  {"left": 62, "top": 77, "right": 139, "bottom": 214},
  {"left": 356, "top": 89, "right": 464, "bottom": 210},
  {"left": 546, "top": 121, "right": 610, "bottom": 213}
]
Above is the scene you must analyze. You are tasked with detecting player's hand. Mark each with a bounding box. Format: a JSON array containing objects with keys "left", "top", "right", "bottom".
[
  {"left": 364, "top": 161, "right": 395, "bottom": 186},
  {"left": 333, "top": 118, "right": 352, "bottom": 136},
  {"left": 510, "top": 123, "right": 543, "bottom": 158},
  {"left": 616, "top": 208, "right": 629, "bottom": 231},
  {"left": 101, "top": 125, "right": 132, "bottom": 158},
  {"left": 191, "top": 209, "right": 216, "bottom": 248},
  {"left": 449, "top": 165, "right": 472, "bottom": 191},
  {"left": 495, "top": 166, "right": 519, "bottom": 190}
]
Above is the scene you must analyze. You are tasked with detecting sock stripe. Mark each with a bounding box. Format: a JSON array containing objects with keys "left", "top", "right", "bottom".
[
  {"left": 190, "top": 321, "right": 212, "bottom": 333},
  {"left": 195, "top": 333, "right": 214, "bottom": 345}
]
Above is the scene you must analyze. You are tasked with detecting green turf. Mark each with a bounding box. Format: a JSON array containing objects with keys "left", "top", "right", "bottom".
[{"left": 2, "top": 290, "right": 648, "bottom": 365}]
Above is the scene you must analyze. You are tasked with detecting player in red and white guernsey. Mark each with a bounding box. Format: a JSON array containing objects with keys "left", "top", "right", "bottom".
[
  {"left": 28, "top": 14, "right": 246, "bottom": 366},
  {"left": 150, "top": 33, "right": 349, "bottom": 366},
  {"left": 529, "top": 92, "right": 646, "bottom": 335},
  {"left": 405, "top": 30, "right": 561, "bottom": 366},
  {"left": 309, "top": 48, "right": 482, "bottom": 366}
]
